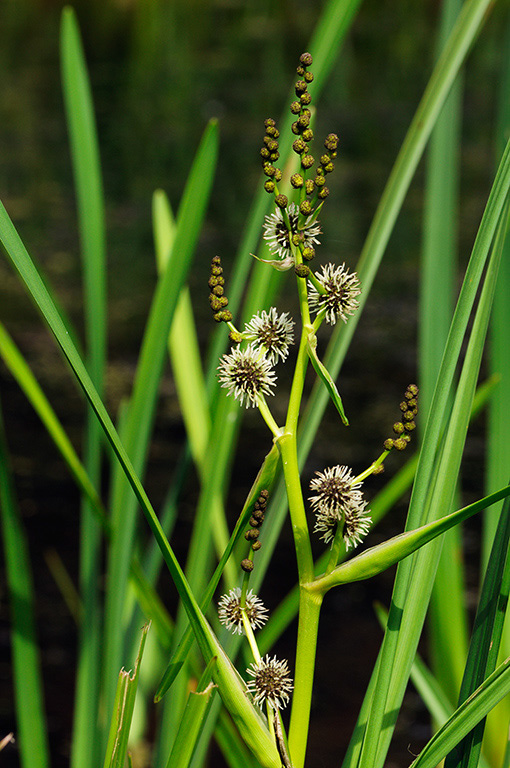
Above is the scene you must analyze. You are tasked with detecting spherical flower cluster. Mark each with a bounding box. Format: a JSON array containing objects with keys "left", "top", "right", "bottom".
[
  {"left": 309, "top": 465, "right": 371, "bottom": 550},
  {"left": 308, "top": 263, "right": 361, "bottom": 325},
  {"left": 246, "top": 655, "right": 293, "bottom": 710},
  {"left": 263, "top": 203, "right": 321, "bottom": 262},
  {"left": 218, "top": 588, "right": 268, "bottom": 635},
  {"left": 217, "top": 345, "right": 276, "bottom": 408},
  {"left": 243, "top": 308, "right": 295, "bottom": 365}
]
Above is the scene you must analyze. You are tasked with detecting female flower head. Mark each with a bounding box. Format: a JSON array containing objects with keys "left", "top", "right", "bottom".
[
  {"left": 244, "top": 308, "right": 295, "bottom": 364},
  {"left": 309, "top": 465, "right": 371, "bottom": 550},
  {"left": 218, "top": 588, "right": 268, "bottom": 635},
  {"left": 246, "top": 655, "right": 293, "bottom": 710},
  {"left": 263, "top": 202, "right": 321, "bottom": 262},
  {"left": 217, "top": 344, "right": 276, "bottom": 408},
  {"left": 308, "top": 262, "right": 361, "bottom": 325}
]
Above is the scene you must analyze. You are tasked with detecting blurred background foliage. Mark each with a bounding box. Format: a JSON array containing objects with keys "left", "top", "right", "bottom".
[{"left": 0, "top": 1, "right": 507, "bottom": 766}]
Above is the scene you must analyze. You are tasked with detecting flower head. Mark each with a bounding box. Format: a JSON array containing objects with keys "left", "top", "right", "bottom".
[
  {"left": 243, "top": 308, "right": 295, "bottom": 364},
  {"left": 218, "top": 345, "right": 276, "bottom": 408},
  {"left": 218, "top": 588, "right": 269, "bottom": 635},
  {"left": 263, "top": 203, "right": 321, "bottom": 262},
  {"left": 308, "top": 263, "right": 361, "bottom": 325},
  {"left": 309, "top": 465, "right": 371, "bottom": 550},
  {"left": 246, "top": 655, "right": 293, "bottom": 710}
]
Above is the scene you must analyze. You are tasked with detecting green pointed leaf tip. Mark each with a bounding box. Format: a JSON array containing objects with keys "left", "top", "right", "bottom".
[{"left": 306, "top": 333, "right": 349, "bottom": 425}]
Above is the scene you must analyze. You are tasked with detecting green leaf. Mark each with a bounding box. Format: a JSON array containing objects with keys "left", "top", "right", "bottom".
[
  {"left": 103, "top": 624, "right": 150, "bottom": 768},
  {"left": 306, "top": 332, "right": 348, "bottom": 425},
  {"left": 409, "top": 658, "right": 510, "bottom": 768}
]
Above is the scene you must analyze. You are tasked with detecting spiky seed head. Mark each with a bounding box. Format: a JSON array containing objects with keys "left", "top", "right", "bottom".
[
  {"left": 218, "top": 588, "right": 269, "bottom": 635},
  {"left": 308, "top": 263, "right": 361, "bottom": 325},
  {"left": 246, "top": 655, "right": 293, "bottom": 710},
  {"left": 217, "top": 345, "right": 276, "bottom": 408},
  {"left": 243, "top": 307, "right": 295, "bottom": 365},
  {"left": 309, "top": 465, "right": 371, "bottom": 550}
]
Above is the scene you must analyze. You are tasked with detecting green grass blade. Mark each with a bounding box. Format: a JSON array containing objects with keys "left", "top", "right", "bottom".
[
  {"left": 60, "top": 12, "right": 108, "bottom": 762},
  {"left": 165, "top": 659, "right": 217, "bottom": 768},
  {"left": 0, "top": 400, "right": 50, "bottom": 768},
  {"left": 357, "top": 141, "right": 510, "bottom": 768},
  {"left": 102, "top": 624, "right": 150, "bottom": 768},
  {"left": 444, "top": 494, "right": 510, "bottom": 768},
  {"left": 103, "top": 118, "right": 219, "bottom": 722},
  {"left": 420, "top": 0, "right": 468, "bottom": 707},
  {"left": 409, "top": 659, "right": 510, "bottom": 768}
]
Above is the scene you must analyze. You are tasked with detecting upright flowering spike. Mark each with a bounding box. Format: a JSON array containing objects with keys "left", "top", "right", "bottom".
[
  {"left": 218, "top": 588, "right": 269, "bottom": 635},
  {"left": 263, "top": 202, "right": 321, "bottom": 262},
  {"left": 308, "top": 262, "right": 361, "bottom": 325},
  {"left": 243, "top": 308, "right": 295, "bottom": 364},
  {"left": 246, "top": 655, "right": 293, "bottom": 710},
  {"left": 309, "top": 465, "right": 371, "bottom": 550},
  {"left": 217, "top": 344, "right": 276, "bottom": 408}
]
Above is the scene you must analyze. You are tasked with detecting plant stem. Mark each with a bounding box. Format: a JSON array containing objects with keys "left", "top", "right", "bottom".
[{"left": 288, "top": 587, "right": 323, "bottom": 768}]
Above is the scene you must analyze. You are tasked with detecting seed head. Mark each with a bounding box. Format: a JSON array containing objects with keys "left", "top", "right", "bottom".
[
  {"left": 263, "top": 203, "right": 321, "bottom": 262},
  {"left": 243, "top": 307, "right": 295, "bottom": 364},
  {"left": 218, "top": 588, "right": 269, "bottom": 635},
  {"left": 217, "top": 345, "right": 276, "bottom": 408},
  {"left": 246, "top": 655, "right": 293, "bottom": 710},
  {"left": 309, "top": 465, "right": 371, "bottom": 550},
  {"left": 308, "top": 263, "right": 361, "bottom": 325}
]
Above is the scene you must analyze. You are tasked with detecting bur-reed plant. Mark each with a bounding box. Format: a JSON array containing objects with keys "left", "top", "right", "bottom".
[{"left": 1, "top": 2, "right": 510, "bottom": 768}]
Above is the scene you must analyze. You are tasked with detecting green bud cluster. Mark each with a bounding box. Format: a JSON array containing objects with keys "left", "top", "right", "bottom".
[
  {"left": 208, "top": 256, "right": 233, "bottom": 323},
  {"left": 241, "top": 489, "right": 269, "bottom": 571},
  {"left": 261, "top": 53, "right": 339, "bottom": 222},
  {"left": 383, "top": 384, "right": 419, "bottom": 452}
]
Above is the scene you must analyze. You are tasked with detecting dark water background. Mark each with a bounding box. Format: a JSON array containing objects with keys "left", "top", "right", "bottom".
[{"left": 0, "top": 0, "right": 505, "bottom": 766}]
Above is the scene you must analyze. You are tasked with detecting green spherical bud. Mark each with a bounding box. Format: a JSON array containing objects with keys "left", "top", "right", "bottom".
[
  {"left": 384, "top": 438, "right": 394, "bottom": 451},
  {"left": 269, "top": 151, "right": 280, "bottom": 162},
  {"left": 291, "top": 121, "right": 301, "bottom": 135},
  {"left": 229, "top": 330, "right": 243, "bottom": 344},
  {"left": 274, "top": 169, "right": 283, "bottom": 182},
  {"left": 300, "top": 92, "right": 312, "bottom": 106},
  {"left": 323, "top": 161, "right": 334, "bottom": 174},
  {"left": 404, "top": 421, "right": 416, "bottom": 432},
  {"left": 275, "top": 194, "right": 288, "bottom": 209},
  {"left": 302, "top": 246, "right": 315, "bottom": 261},
  {"left": 297, "top": 113, "right": 310, "bottom": 129},
  {"left": 393, "top": 422, "right": 405, "bottom": 435},
  {"left": 292, "top": 138, "right": 306, "bottom": 154},
  {"left": 295, "top": 80, "right": 307, "bottom": 95},
  {"left": 264, "top": 118, "right": 276, "bottom": 128},
  {"left": 300, "top": 52, "right": 313, "bottom": 67},
  {"left": 394, "top": 437, "right": 409, "bottom": 451},
  {"left": 263, "top": 164, "right": 276, "bottom": 177},
  {"left": 318, "top": 186, "right": 329, "bottom": 199},
  {"left": 301, "top": 154, "right": 314, "bottom": 169},
  {"left": 300, "top": 200, "right": 312, "bottom": 215},
  {"left": 291, "top": 233, "right": 301, "bottom": 246},
  {"left": 304, "top": 71, "right": 314, "bottom": 83},
  {"left": 214, "top": 310, "right": 233, "bottom": 323},
  {"left": 296, "top": 65, "right": 305, "bottom": 76},
  {"left": 264, "top": 179, "right": 275, "bottom": 193},
  {"left": 290, "top": 100, "right": 302, "bottom": 114},
  {"left": 294, "top": 264, "right": 310, "bottom": 278},
  {"left": 291, "top": 173, "right": 304, "bottom": 188},
  {"left": 305, "top": 179, "right": 315, "bottom": 195},
  {"left": 241, "top": 558, "right": 254, "bottom": 572},
  {"left": 302, "top": 128, "right": 314, "bottom": 142},
  {"left": 324, "top": 132, "right": 339, "bottom": 151},
  {"left": 314, "top": 175, "right": 325, "bottom": 186},
  {"left": 260, "top": 147, "right": 270, "bottom": 160},
  {"left": 252, "top": 541, "right": 262, "bottom": 551}
]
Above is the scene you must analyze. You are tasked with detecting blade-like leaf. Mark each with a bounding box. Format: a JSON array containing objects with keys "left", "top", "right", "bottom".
[{"left": 306, "top": 332, "right": 348, "bottom": 425}]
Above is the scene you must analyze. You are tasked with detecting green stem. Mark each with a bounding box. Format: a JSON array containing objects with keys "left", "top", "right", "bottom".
[{"left": 288, "top": 588, "right": 323, "bottom": 768}]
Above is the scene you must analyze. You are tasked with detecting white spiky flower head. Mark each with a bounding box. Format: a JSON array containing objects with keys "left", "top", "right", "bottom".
[
  {"left": 263, "top": 202, "right": 321, "bottom": 262},
  {"left": 243, "top": 308, "right": 295, "bottom": 364},
  {"left": 309, "top": 465, "right": 371, "bottom": 550},
  {"left": 218, "top": 588, "right": 269, "bottom": 635},
  {"left": 246, "top": 655, "right": 293, "bottom": 710},
  {"left": 217, "top": 344, "right": 276, "bottom": 408},
  {"left": 308, "top": 263, "right": 361, "bottom": 325}
]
